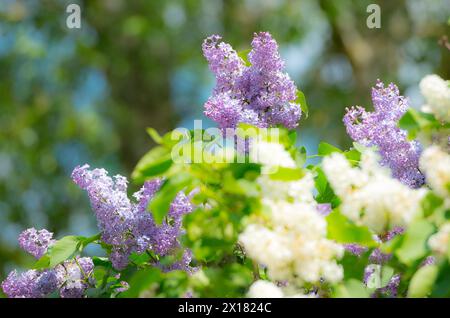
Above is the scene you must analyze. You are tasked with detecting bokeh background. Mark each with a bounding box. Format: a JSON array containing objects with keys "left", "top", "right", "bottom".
[{"left": 0, "top": 0, "right": 449, "bottom": 288}]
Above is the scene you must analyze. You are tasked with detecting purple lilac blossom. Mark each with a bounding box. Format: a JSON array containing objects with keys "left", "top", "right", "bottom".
[
  {"left": 343, "top": 81, "right": 424, "bottom": 188},
  {"left": 71, "top": 164, "right": 194, "bottom": 271},
  {"left": 183, "top": 290, "right": 194, "bottom": 298},
  {"left": 421, "top": 256, "right": 436, "bottom": 267},
  {"left": 344, "top": 243, "right": 368, "bottom": 256},
  {"left": 18, "top": 228, "right": 55, "bottom": 259},
  {"left": 380, "top": 226, "right": 404, "bottom": 242},
  {"left": 162, "top": 249, "right": 197, "bottom": 274},
  {"left": 316, "top": 203, "right": 332, "bottom": 216},
  {"left": 369, "top": 248, "right": 392, "bottom": 264},
  {"left": 55, "top": 256, "right": 94, "bottom": 298},
  {"left": 116, "top": 281, "right": 129, "bottom": 293},
  {"left": 363, "top": 266, "right": 376, "bottom": 286},
  {"left": 1, "top": 269, "right": 58, "bottom": 298},
  {"left": 202, "top": 32, "right": 302, "bottom": 130},
  {"left": 374, "top": 274, "right": 401, "bottom": 298}
]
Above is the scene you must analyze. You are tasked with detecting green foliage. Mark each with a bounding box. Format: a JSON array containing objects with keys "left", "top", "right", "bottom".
[
  {"left": 334, "top": 279, "right": 370, "bottom": 298},
  {"left": 296, "top": 90, "right": 309, "bottom": 118},
  {"left": 395, "top": 220, "right": 435, "bottom": 266},
  {"left": 34, "top": 236, "right": 83, "bottom": 269},
  {"left": 149, "top": 172, "right": 193, "bottom": 224},
  {"left": 238, "top": 49, "right": 252, "bottom": 67},
  {"left": 326, "top": 209, "right": 376, "bottom": 247},
  {"left": 318, "top": 142, "right": 342, "bottom": 156},
  {"left": 408, "top": 265, "right": 439, "bottom": 298}
]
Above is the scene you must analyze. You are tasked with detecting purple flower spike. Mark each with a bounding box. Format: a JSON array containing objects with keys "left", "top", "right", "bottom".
[
  {"left": 1, "top": 269, "right": 58, "bottom": 298},
  {"left": 376, "top": 274, "right": 401, "bottom": 298},
  {"left": 72, "top": 164, "right": 194, "bottom": 272},
  {"left": 202, "top": 32, "right": 302, "bottom": 130},
  {"left": 344, "top": 243, "right": 368, "bottom": 257},
  {"left": 380, "top": 226, "right": 404, "bottom": 242},
  {"left": 369, "top": 248, "right": 392, "bottom": 264},
  {"left": 18, "top": 228, "right": 55, "bottom": 259},
  {"left": 344, "top": 81, "right": 424, "bottom": 188},
  {"left": 316, "top": 203, "right": 332, "bottom": 216}
]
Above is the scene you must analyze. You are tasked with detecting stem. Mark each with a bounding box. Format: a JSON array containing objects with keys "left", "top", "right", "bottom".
[{"left": 253, "top": 262, "right": 260, "bottom": 281}]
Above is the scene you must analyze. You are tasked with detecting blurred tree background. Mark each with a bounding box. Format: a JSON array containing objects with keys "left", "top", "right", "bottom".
[{"left": 0, "top": 0, "right": 449, "bottom": 287}]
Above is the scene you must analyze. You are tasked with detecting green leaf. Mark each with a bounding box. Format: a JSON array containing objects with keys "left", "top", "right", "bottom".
[
  {"left": 268, "top": 166, "right": 306, "bottom": 181},
  {"left": 92, "top": 256, "right": 111, "bottom": 268},
  {"left": 326, "top": 209, "right": 376, "bottom": 247},
  {"left": 79, "top": 233, "right": 101, "bottom": 250},
  {"left": 288, "top": 130, "right": 297, "bottom": 146},
  {"left": 399, "top": 108, "right": 445, "bottom": 140},
  {"left": 396, "top": 220, "right": 435, "bottom": 265},
  {"left": 238, "top": 49, "right": 251, "bottom": 66},
  {"left": 408, "top": 265, "right": 439, "bottom": 298},
  {"left": 344, "top": 148, "right": 361, "bottom": 163},
  {"left": 33, "top": 255, "right": 50, "bottom": 270},
  {"left": 318, "top": 142, "right": 342, "bottom": 156},
  {"left": 421, "top": 192, "right": 444, "bottom": 218},
  {"left": 432, "top": 262, "right": 450, "bottom": 297},
  {"left": 132, "top": 146, "right": 173, "bottom": 182},
  {"left": 146, "top": 128, "right": 163, "bottom": 144},
  {"left": 295, "top": 90, "right": 309, "bottom": 118},
  {"left": 149, "top": 172, "right": 192, "bottom": 224},
  {"left": 334, "top": 279, "right": 370, "bottom": 298},
  {"left": 293, "top": 146, "right": 307, "bottom": 168},
  {"left": 48, "top": 236, "right": 82, "bottom": 267},
  {"left": 380, "top": 266, "right": 395, "bottom": 287},
  {"left": 119, "top": 268, "right": 161, "bottom": 298},
  {"left": 223, "top": 173, "right": 259, "bottom": 197}
]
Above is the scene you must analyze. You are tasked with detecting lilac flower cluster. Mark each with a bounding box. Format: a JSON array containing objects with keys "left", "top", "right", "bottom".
[
  {"left": 343, "top": 81, "right": 424, "bottom": 188},
  {"left": 373, "top": 274, "right": 401, "bottom": 298},
  {"left": 18, "top": 228, "right": 55, "bottom": 259},
  {"left": 343, "top": 243, "right": 368, "bottom": 257},
  {"left": 2, "top": 247, "right": 94, "bottom": 298},
  {"left": 1, "top": 269, "right": 58, "bottom": 298},
  {"left": 203, "top": 32, "right": 302, "bottom": 130},
  {"left": 71, "top": 164, "right": 194, "bottom": 271},
  {"left": 2, "top": 226, "right": 96, "bottom": 298},
  {"left": 55, "top": 257, "right": 94, "bottom": 298}
]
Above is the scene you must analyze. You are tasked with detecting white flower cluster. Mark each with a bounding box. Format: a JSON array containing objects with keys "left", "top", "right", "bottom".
[
  {"left": 322, "top": 151, "right": 427, "bottom": 234},
  {"left": 419, "top": 74, "right": 450, "bottom": 122},
  {"left": 247, "top": 280, "right": 315, "bottom": 298},
  {"left": 249, "top": 141, "right": 296, "bottom": 175},
  {"left": 428, "top": 222, "right": 450, "bottom": 256},
  {"left": 240, "top": 141, "right": 344, "bottom": 287},
  {"left": 420, "top": 145, "right": 450, "bottom": 199}
]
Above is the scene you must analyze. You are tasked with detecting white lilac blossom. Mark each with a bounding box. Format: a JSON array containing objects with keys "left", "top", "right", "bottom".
[
  {"left": 420, "top": 145, "right": 450, "bottom": 199},
  {"left": 1, "top": 269, "right": 58, "bottom": 298},
  {"left": 419, "top": 74, "right": 450, "bottom": 122},
  {"left": 247, "top": 280, "right": 316, "bottom": 298},
  {"left": 71, "top": 164, "right": 194, "bottom": 271},
  {"left": 240, "top": 142, "right": 343, "bottom": 286},
  {"left": 322, "top": 151, "right": 427, "bottom": 234},
  {"left": 18, "top": 228, "right": 55, "bottom": 259},
  {"left": 343, "top": 81, "right": 424, "bottom": 188},
  {"left": 247, "top": 280, "right": 284, "bottom": 298},
  {"left": 202, "top": 32, "right": 301, "bottom": 130},
  {"left": 428, "top": 223, "right": 450, "bottom": 256}
]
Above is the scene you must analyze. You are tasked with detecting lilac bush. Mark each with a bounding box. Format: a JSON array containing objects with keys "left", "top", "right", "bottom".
[{"left": 2, "top": 33, "right": 449, "bottom": 299}]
